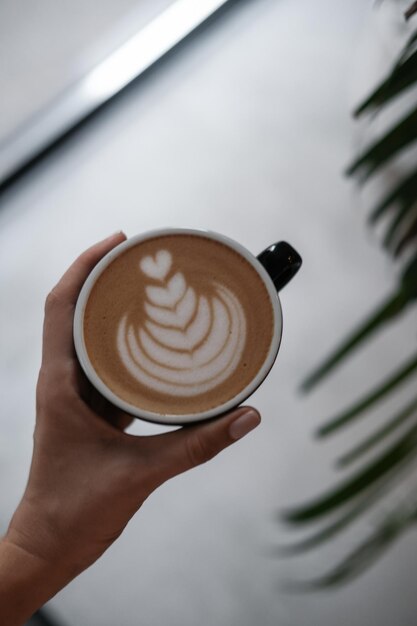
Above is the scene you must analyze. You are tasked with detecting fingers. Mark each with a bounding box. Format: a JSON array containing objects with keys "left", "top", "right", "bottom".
[
  {"left": 42, "top": 231, "right": 127, "bottom": 367},
  {"left": 47, "top": 231, "right": 127, "bottom": 307},
  {"left": 136, "top": 406, "right": 261, "bottom": 487}
]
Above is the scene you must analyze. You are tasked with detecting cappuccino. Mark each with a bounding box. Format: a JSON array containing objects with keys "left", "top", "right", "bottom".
[{"left": 82, "top": 233, "right": 275, "bottom": 417}]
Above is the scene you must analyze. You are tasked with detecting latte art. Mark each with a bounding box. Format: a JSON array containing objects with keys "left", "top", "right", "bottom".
[
  {"left": 117, "top": 250, "right": 247, "bottom": 396},
  {"left": 82, "top": 232, "right": 275, "bottom": 418}
]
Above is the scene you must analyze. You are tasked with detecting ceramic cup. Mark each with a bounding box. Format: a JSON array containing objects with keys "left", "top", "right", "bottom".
[{"left": 73, "top": 228, "right": 302, "bottom": 425}]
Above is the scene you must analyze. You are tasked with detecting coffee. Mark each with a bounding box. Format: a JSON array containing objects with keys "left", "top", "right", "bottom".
[{"left": 82, "top": 233, "right": 275, "bottom": 417}]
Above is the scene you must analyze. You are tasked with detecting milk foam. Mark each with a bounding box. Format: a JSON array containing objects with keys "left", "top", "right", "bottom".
[{"left": 116, "top": 249, "right": 247, "bottom": 397}]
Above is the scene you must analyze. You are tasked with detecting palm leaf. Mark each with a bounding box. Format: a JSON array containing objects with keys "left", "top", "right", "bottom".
[
  {"left": 346, "top": 106, "right": 417, "bottom": 182},
  {"left": 279, "top": 495, "right": 374, "bottom": 556},
  {"left": 405, "top": 3, "right": 417, "bottom": 20},
  {"left": 369, "top": 171, "right": 417, "bottom": 224},
  {"left": 283, "top": 420, "right": 417, "bottom": 524},
  {"left": 287, "top": 499, "right": 417, "bottom": 590},
  {"left": 279, "top": 476, "right": 407, "bottom": 555},
  {"left": 382, "top": 193, "right": 417, "bottom": 249},
  {"left": 401, "top": 249, "right": 417, "bottom": 293},
  {"left": 301, "top": 252, "right": 417, "bottom": 392},
  {"left": 337, "top": 396, "right": 417, "bottom": 467},
  {"left": 317, "top": 351, "right": 417, "bottom": 437},
  {"left": 393, "top": 213, "right": 417, "bottom": 255},
  {"left": 354, "top": 32, "right": 417, "bottom": 116},
  {"left": 281, "top": 8, "right": 417, "bottom": 587},
  {"left": 300, "top": 290, "right": 409, "bottom": 392}
]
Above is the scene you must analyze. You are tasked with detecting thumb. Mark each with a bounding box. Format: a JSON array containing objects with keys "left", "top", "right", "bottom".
[{"left": 142, "top": 406, "right": 261, "bottom": 485}]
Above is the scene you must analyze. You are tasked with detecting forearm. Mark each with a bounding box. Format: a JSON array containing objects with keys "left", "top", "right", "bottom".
[{"left": 0, "top": 536, "right": 71, "bottom": 626}]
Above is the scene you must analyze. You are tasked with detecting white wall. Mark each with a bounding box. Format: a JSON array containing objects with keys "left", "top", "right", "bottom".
[{"left": 0, "top": 0, "right": 173, "bottom": 141}]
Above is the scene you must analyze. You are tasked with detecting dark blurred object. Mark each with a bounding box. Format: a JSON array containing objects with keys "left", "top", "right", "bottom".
[
  {"left": 282, "top": 6, "right": 417, "bottom": 588},
  {"left": 257, "top": 241, "right": 302, "bottom": 292},
  {"left": 27, "top": 609, "right": 63, "bottom": 626},
  {"left": 405, "top": 1, "right": 417, "bottom": 19}
]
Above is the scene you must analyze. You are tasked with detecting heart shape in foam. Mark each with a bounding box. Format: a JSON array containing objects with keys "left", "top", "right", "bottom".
[
  {"left": 140, "top": 250, "right": 172, "bottom": 281},
  {"left": 146, "top": 272, "right": 186, "bottom": 308}
]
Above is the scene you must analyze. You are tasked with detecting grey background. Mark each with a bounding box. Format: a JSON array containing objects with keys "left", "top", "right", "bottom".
[
  {"left": 1, "top": 0, "right": 417, "bottom": 624},
  {"left": 0, "top": 0, "right": 174, "bottom": 142}
]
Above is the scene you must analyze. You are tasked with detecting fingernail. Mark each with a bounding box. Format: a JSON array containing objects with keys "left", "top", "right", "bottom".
[
  {"left": 104, "top": 231, "right": 126, "bottom": 242},
  {"left": 229, "top": 409, "right": 261, "bottom": 440}
]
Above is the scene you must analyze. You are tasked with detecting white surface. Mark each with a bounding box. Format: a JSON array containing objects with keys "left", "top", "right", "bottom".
[
  {"left": 0, "top": 0, "right": 174, "bottom": 142},
  {"left": 0, "top": 1, "right": 233, "bottom": 185},
  {"left": 1, "top": 0, "right": 417, "bottom": 624}
]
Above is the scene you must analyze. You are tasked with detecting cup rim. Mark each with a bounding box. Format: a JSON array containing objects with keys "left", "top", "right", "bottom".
[{"left": 73, "top": 227, "right": 283, "bottom": 424}]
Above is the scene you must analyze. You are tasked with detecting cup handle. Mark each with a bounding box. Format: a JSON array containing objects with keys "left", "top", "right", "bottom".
[{"left": 257, "top": 241, "right": 302, "bottom": 292}]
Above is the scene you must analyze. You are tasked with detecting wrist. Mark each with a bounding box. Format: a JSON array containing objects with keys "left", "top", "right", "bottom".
[
  {"left": 0, "top": 534, "right": 76, "bottom": 626},
  {"left": 6, "top": 491, "right": 87, "bottom": 576}
]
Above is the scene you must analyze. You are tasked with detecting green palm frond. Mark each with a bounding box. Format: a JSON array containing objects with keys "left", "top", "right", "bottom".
[
  {"left": 337, "top": 395, "right": 417, "bottom": 467},
  {"left": 283, "top": 419, "right": 417, "bottom": 524},
  {"left": 282, "top": 8, "right": 417, "bottom": 587},
  {"left": 287, "top": 495, "right": 417, "bottom": 589},
  {"left": 393, "top": 213, "right": 417, "bottom": 255},
  {"left": 405, "top": 3, "right": 417, "bottom": 20},
  {"left": 382, "top": 194, "right": 417, "bottom": 249},
  {"left": 317, "top": 351, "right": 417, "bottom": 437},
  {"left": 354, "top": 30, "right": 417, "bottom": 116},
  {"left": 300, "top": 248, "right": 417, "bottom": 392},
  {"left": 346, "top": 107, "right": 417, "bottom": 182},
  {"left": 369, "top": 171, "right": 417, "bottom": 224},
  {"left": 278, "top": 481, "right": 398, "bottom": 555}
]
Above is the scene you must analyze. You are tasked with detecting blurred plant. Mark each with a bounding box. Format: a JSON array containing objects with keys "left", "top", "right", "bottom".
[{"left": 281, "top": 4, "right": 417, "bottom": 588}]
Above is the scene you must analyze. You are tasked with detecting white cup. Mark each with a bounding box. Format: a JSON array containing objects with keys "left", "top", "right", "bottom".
[{"left": 73, "top": 228, "right": 301, "bottom": 425}]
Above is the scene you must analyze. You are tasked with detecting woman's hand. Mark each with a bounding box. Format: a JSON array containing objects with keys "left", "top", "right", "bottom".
[{"left": 0, "top": 232, "right": 261, "bottom": 625}]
